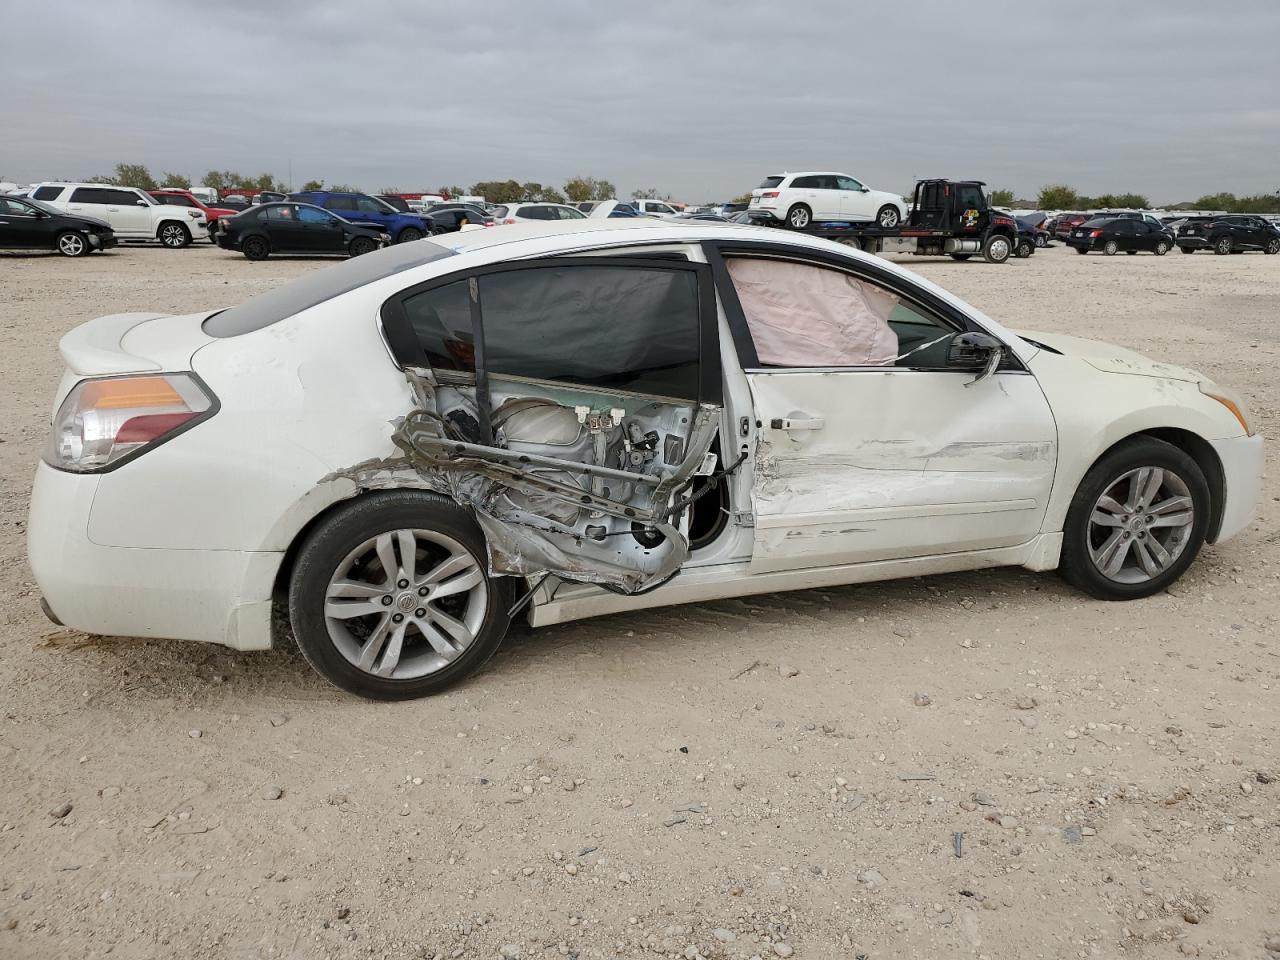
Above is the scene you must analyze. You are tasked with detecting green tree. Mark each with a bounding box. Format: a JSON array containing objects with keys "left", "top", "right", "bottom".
[
  {"left": 1094, "top": 192, "right": 1150, "bottom": 209},
  {"left": 1037, "top": 184, "right": 1080, "bottom": 209},
  {"left": 160, "top": 171, "right": 191, "bottom": 189},
  {"left": 988, "top": 188, "right": 1015, "bottom": 207},
  {"left": 109, "top": 163, "right": 157, "bottom": 190},
  {"left": 470, "top": 180, "right": 523, "bottom": 203},
  {"left": 563, "top": 176, "right": 595, "bottom": 202},
  {"left": 1194, "top": 192, "right": 1237, "bottom": 210},
  {"left": 542, "top": 186, "right": 567, "bottom": 204},
  {"left": 520, "top": 181, "right": 545, "bottom": 200},
  {"left": 731, "top": 192, "right": 753, "bottom": 204},
  {"left": 300, "top": 179, "right": 325, "bottom": 192},
  {"left": 327, "top": 183, "right": 363, "bottom": 193},
  {"left": 631, "top": 186, "right": 664, "bottom": 201},
  {"left": 440, "top": 185, "right": 464, "bottom": 199},
  {"left": 590, "top": 179, "right": 616, "bottom": 201}
]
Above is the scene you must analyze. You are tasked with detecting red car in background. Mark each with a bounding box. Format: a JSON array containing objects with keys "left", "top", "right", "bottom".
[{"left": 149, "top": 190, "right": 239, "bottom": 242}]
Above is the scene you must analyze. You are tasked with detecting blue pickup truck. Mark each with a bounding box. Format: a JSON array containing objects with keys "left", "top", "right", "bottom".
[{"left": 286, "top": 191, "right": 432, "bottom": 244}]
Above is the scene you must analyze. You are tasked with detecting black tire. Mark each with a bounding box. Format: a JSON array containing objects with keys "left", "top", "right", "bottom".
[
  {"left": 1075, "top": 247, "right": 1089, "bottom": 255},
  {"left": 348, "top": 236, "right": 377, "bottom": 257},
  {"left": 1034, "top": 233, "right": 1047, "bottom": 247},
  {"left": 1126, "top": 249, "right": 1137, "bottom": 255},
  {"left": 241, "top": 235, "right": 269, "bottom": 260},
  {"left": 875, "top": 204, "right": 900, "bottom": 229},
  {"left": 949, "top": 253, "right": 973, "bottom": 261},
  {"left": 1178, "top": 246, "right": 1195, "bottom": 254},
  {"left": 1059, "top": 437, "right": 1210, "bottom": 601},
  {"left": 1155, "top": 241, "right": 1169, "bottom": 256},
  {"left": 785, "top": 204, "right": 812, "bottom": 229},
  {"left": 1103, "top": 240, "right": 1119, "bottom": 256},
  {"left": 55, "top": 231, "right": 89, "bottom": 257},
  {"left": 1014, "top": 238, "right": 1033, "bottom": 258},
  {"left": 396, "top": 227, "right": 424, "bottom": 244},
  {"left": 1265, "top": 238, "right": 1280, "bottom": 255},
  {"left": 982, "top": 233, "right": 1012, "bottom": 263},
  {"left": 288, "top": 491, "right": 513, "bottom": 699},
  {"left": 158, "top": 221, "right": 191, "bottom": 248},
  {"left": 1214, "top": 236, "right": 1232, "bottom": 255}
]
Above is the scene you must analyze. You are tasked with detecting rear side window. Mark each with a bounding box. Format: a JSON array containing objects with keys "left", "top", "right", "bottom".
[
  {"left": 401, "top": 280, "right": 476, "bottom": 373},
  {"left": 326, "top": 196, "right": 357, "bottom": 211},
  {"left": 480, "top": 264, "right": 700, "bottom": 400},
  {"left": 33, "top": 185, "right": 63, "bottom": 201},
  {"left": 758, "top": 177, "right": 784, "bottom": 189},
  {"left": 70, "top": 187, "right": 114, "bottom": 204}
]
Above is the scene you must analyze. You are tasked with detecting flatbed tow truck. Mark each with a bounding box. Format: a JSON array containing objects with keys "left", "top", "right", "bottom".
[{"left": 749, "top": 179, "right": 1024, "bottom": 264}]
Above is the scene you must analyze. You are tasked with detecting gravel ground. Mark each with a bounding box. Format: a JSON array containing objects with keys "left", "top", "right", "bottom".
[{"left": 1, "top": 241, "right": 1278, "bottom": 960}]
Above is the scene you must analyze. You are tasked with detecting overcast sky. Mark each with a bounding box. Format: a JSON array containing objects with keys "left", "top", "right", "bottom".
[{"left": 4, "top": 1, "right": 1278, "bottom": 203}]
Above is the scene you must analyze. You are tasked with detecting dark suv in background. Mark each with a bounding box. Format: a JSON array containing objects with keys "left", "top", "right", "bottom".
[
  {"left": 286, "top": 190, "right": 431, "bottom": 243},
  {"left": 1177, "top": 215, "right": 1280, "bottom": 255}
]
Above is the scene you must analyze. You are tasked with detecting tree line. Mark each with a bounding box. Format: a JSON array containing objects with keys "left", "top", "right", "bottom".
[
  {"left": 81, "top": 164, "right": 653, "bottom": 203},
  {"left": 1032, "top": 183, "right": 1280, "bottom": 213}
]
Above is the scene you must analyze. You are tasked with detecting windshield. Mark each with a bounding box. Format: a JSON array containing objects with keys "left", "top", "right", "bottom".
[
  {"left": 204, "top": 240, "right": 456, "bottom": 337},
  {"left": 23, "top": 197, "right": 62, "bottom": 216}
]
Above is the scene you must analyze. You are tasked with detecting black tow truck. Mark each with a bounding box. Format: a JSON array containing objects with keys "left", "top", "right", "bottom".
[{"left": 752, "top": 179, "right": 1025, "bottom": 264}]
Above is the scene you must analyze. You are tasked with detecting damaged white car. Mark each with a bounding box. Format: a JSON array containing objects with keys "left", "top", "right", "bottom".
[{"left": 28, "top": 220, "right": 1263, "bottom": 698}]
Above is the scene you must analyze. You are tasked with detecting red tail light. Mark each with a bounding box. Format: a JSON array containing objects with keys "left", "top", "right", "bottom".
[
  {"left": 503, "top": 218, "right": 517, "bottom": 224},
  {"left": 761, "top": 191, "right": 780, "bottom": 199},
  {"left": 1090, "top": 230, "right": 1101, "bottom": 238}
]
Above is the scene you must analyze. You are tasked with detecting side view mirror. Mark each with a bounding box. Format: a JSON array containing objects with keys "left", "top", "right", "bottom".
[
  {"left": 947, "top": 331, "right": 1005, "bottom": 386},
  {"left": 136, "top": 200, "right": 148, "bottom": 206},
  {"left": 860, "top": 186, "right": 870, "bottom": 193},
  {"left": 33, "top": 209, "right": 48, "bottom": 219}
]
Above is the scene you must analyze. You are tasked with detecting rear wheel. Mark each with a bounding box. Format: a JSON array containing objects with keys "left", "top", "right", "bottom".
[
  {"left": 241, "top": 235, "right": 269, "bottom": 260},
  {"left": 158, "top": 222, "right": 191, "bottom": 248},
  {"left": 349, "top": 236, "right": 377, "bottom": 257},
  {"left": 949, "top": 253, "right": 973, "bottom": 261},
  {"left": 1034, "top": 233, "right": 1048, "bottom": 247},
  {"left": 396, "top": 226, "right": 423, "bottom": 244},
  {"left": 1076, "top": 247, "right": 1089, "bottom": 255},
  {"left": 1155, "top": 241, "right": 1169, "bottom": 255},
  {"left": 1214, "top": 236, "right": 1232, "bottom": 255},
  {"left": 1014, "top": 238, "right": 1034, "bottom": 258},
  {"left": 55, "top": 231, "right": 88, "bottom": 257},
  {"left": 288, "top": 491, "right": 512, "bottom": 699},
  {"left": 1103, "top": 240, "right": 1119, "bottom": 256},
  {"left": 982, "top": 233, "right": 1011, "bottom": 264},
  {"left": 875, "top": 204, "right": 900, "bottom": 229},
  {"left": 1059, "top": 437, "right": 1209, "bottom": 600},
  {"left": 785, "top": 204, "right": 812, "bottom": 229},
  {"left": 1178, "top": 245, "right": 1195, "bottom": 254}
]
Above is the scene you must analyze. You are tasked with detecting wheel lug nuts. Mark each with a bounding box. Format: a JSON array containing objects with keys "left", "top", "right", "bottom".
[
  {"left": 418, "top": 587, "right": 429, "bottom": 597},
  {"left": 381, "top": 596, "right": 393, "bottom": 606},
  {"left": 415, "top": 608, "right": 426, "bottom": 618},
  {"left": 398, "top": 579, "right": 409, "bottom": 589},
  {"left": 392, "top": 613, "right": 404, "bottom": 623}
]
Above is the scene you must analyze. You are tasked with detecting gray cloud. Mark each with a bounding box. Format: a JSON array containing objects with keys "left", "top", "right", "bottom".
[{"left": 3, "top": 0, "right": 1278, "bottom": 202}]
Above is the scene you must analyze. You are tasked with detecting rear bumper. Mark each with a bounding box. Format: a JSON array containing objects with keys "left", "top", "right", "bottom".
[
  {"left": 27, "top": 462, "right": 280, "bottom": 650},
  {"left": 747, "top": 208, "right": 782, "bottom": 224},
  {"left": 1210, "top": 433, "right": 1264, "bottom": 544},
  {"left": 1178, "top": 237, "right": 1210, "bottom": 250}
]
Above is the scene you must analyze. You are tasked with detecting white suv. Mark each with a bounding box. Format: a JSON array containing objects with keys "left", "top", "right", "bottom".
[
  {"left": 631, "top": 198, "right": 679, "bottom": 218},
  {"left": 748, "top": 172, "right": 907, "bottom": 229},
  {"left": 29, "top": 182, "right": 208, "bottom": 247}
]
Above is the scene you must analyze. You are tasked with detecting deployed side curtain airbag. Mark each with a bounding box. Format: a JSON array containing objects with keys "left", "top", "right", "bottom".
[{"left": 726, "top": 258, "right": 899, "bottom": 366}]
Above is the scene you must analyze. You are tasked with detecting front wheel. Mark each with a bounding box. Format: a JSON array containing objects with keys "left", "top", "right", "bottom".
[
  {"left": 1103, "top": 240, "right": 1119, "bottom": 256},
  {"left": 875, "top": 204, "right": 901, "bottom": 229},
  {"left": 288, "top": 491, "right": 512, "bottom": 699},
  {"left": 1034, "top": 233, "right": 1047, "bottom": 247},
  {"left": 982, "top": 233, "right": 1011, "bottom": 263},
  {"left": 396, "top": 227, "right": 424, "bottom": 244},
  {"left": 55, "top": 231, "right": 89, "bottom": 257},
  {"left": 348, "top": 236, "right": 377, "bottom": 257},
  {"left": 1059, "top": 437, "right": 1209, "bottom": 600},
  {"left": 1265, "top": 238, "right": 1280, "bottom": 255},
  {"left": 1214, "top": 236, "right": 1232, "bottom": 255},
  {"left": 1014, "top": 238, "right": 1033, "bottom": 258},
  {"left": 158, "top": 222, "right": 191, "bottom": 248},
  {"left": 1178, "top": 246, "right": 1195, "bottom": 254},
  {"left": 785, "top": 204, "right": 811, "bottom": 229},
  {"left": 1155, "top": 241, "right": 1169, "bottom": 255},
  {"left": 1075, "top": 247, "right": 1089, "bottom": 255}
]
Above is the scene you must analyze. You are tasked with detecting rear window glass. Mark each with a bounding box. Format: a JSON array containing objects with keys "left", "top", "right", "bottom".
[
  {"left": 33, "top": 185, "right": 63, "bottom": 201},
  {"left": 204, "top": 241, "right": 456, "bottom": 337},
  {"left": 480, "top": 264, "right": 701, "bottom": 400},
  {"left": 489, "top": 205, "right": 508, "bottom": 219},
  {"left": 758, "top": 177, "right": 784, "bottom": 189}
]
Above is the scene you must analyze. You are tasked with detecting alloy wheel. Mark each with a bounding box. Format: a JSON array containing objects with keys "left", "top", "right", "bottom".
[
  {"left": 1087, "top": 467, "right": 1194, "bottom": 584},
  {"left": 161, "top": 224, "right": 187, "bottom": 247},
  {"left": 58, "top": 233, "right": 85, "bottom": 256},
  {"left": 323, "top": 529, "right": 488, "bottom": 679}
]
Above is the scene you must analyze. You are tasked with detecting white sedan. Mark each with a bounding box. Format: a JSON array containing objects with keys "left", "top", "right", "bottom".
[{"left": 28, "top": 220, "right": 1263, "bottom": 699}]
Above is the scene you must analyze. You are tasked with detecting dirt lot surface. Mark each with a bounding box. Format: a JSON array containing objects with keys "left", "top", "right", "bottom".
[{"left": 1, "top": 241, "right": 1278, "bottom": 960}]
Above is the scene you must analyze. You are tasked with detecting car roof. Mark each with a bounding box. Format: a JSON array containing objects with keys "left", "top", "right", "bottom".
[{"left": 35, "top": 181, "right": 140, "bottom": 189}]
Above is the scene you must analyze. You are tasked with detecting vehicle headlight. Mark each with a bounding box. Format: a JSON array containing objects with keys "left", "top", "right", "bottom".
[
  {"left": 46, "top": 373, "right": 216, "bottom": 472},
  {"left": 1199, "top": 382, "right": 1255, "bottom": 436}
]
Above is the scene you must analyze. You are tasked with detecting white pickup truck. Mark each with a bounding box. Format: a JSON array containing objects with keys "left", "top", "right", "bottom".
[{"left": 28, "top": 182, "right": 208, "bottom": 247}]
